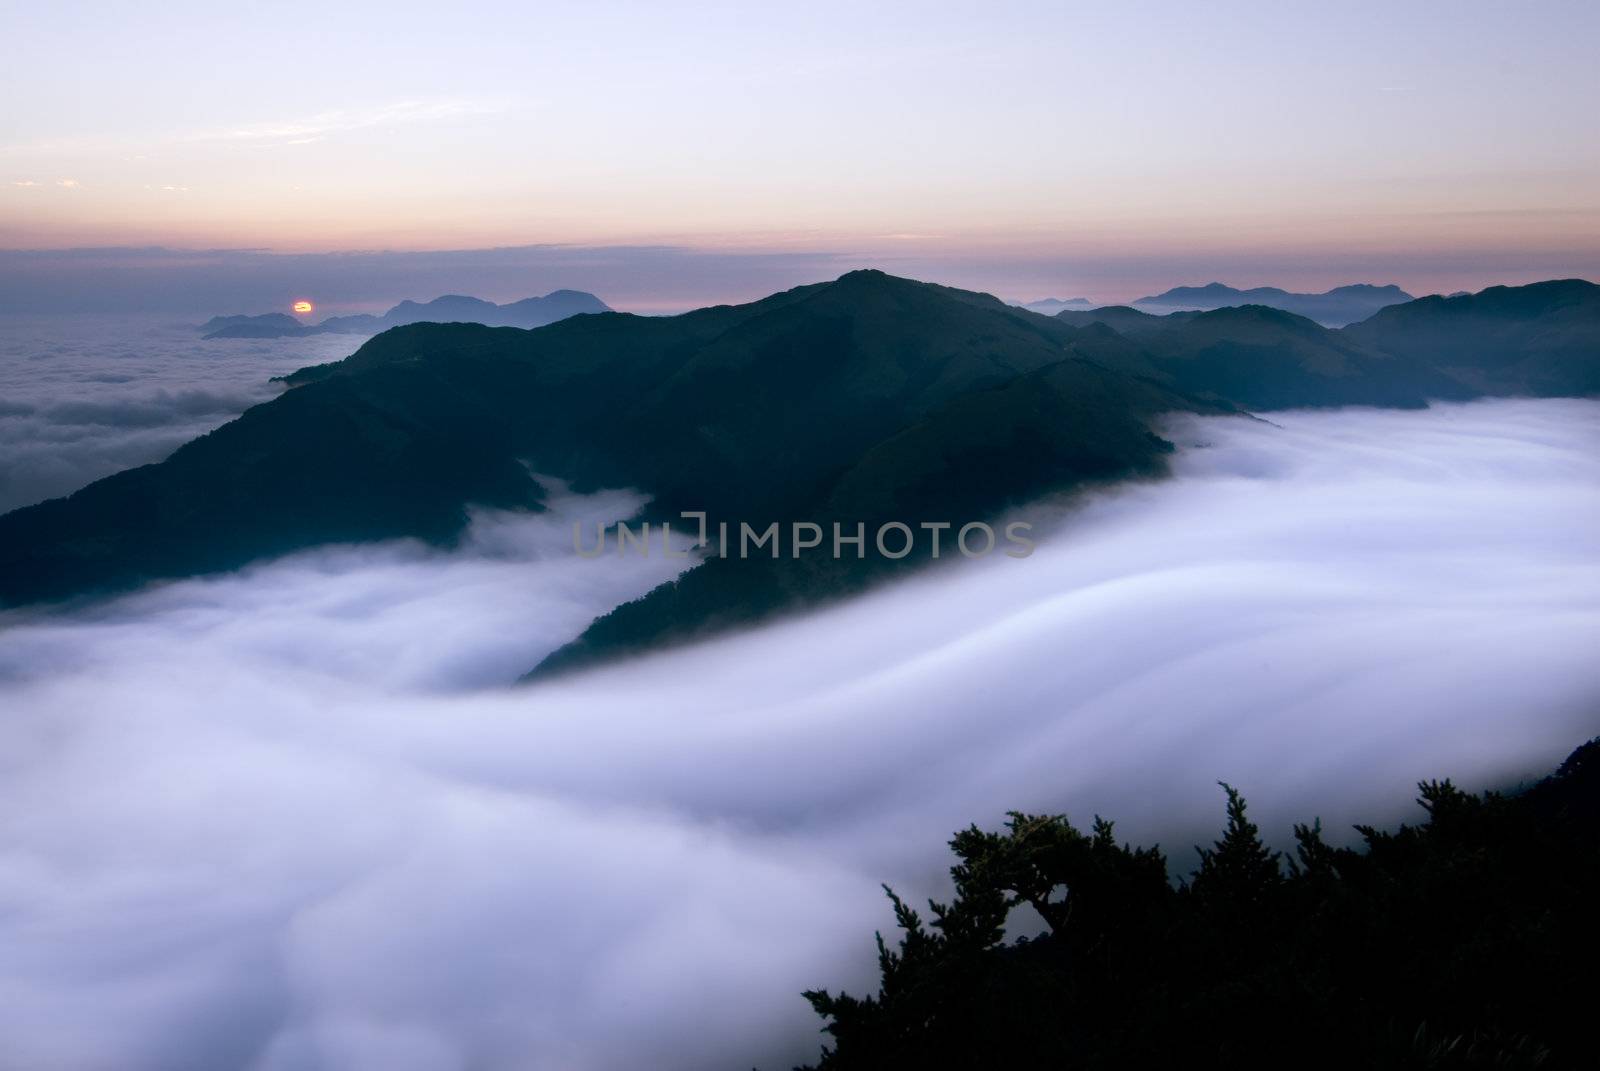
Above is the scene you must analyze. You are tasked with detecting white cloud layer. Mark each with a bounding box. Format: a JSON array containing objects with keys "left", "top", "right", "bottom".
[
  {"left": 0, "top": 316, "right": 362, "bottom": 512},
  {"left": 0, "top": 399, "right": 1596, "bottom": 1071}
]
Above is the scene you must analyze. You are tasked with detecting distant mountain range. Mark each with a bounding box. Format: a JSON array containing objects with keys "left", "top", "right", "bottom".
[
  {"left": 3, "top": 272, "right": 1595, "bottom": 678},
  {"left": 1018, "top": 297, "right": 1097, "bottom": 316},
  {"left": 1012, "top": 283, "right": 1416, "bottom": 326},
  {"left": 200, "top": 290, "right": 611, "bottom": 338},
  {"left": 1131, "top": 282, "right": 1414, "bottom": 326}
]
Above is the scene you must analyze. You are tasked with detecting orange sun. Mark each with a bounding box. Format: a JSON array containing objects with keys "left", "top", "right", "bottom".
[{"left": 291, "top": 300, "right": 314, "bottom": 315}]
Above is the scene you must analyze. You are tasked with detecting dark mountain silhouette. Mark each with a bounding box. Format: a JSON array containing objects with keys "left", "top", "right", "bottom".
[
  {"left": 4, "top": 273, "right": 1198, "bottom": 607},
  {"left": 532, "top": 352, "right": 1222, "bottom": 678},
  {"left": 197, "top": 312, "right": 305, "bottom": 337},
  {"left": 1343, "top": 279, "right": 1600, "bottom": 396},
  {"left": 1053, "top": 305, "right": 1200, "bottom": 339},
  {"left": 1065, "top": 282, "right": 1600, "bottom": 399},
  {"left": 2, "top": 272, "right": 1594, "bottom": 675},
  {"left": 1052, "top": 304, "right": 1474, "bottom": 408},
  {"left": 1133, "top": 282, "right": 1414, "bottom": 326},
  {"left": 1129, "top": 304, "right": 1476, "bottom": 410},
  {"left": 200, "top": 289, "right": 610, "bottom": 338}
]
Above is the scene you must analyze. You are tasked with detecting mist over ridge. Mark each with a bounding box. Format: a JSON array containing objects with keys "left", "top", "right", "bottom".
[{"left": 7, "top": 272, "right": 1594, "bottom": 684}]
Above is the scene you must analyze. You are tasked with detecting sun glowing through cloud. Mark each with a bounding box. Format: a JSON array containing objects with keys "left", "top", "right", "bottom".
[{"left": 291, "top": 300, "right": 314, "bottom": 315}]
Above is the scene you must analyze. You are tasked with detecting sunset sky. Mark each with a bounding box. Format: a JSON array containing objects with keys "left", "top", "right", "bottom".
[{"left": 4, "top": 0, "right": 1597, "bottom": 310}]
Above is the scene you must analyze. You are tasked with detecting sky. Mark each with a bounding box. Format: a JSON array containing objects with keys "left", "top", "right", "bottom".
[
  {"left": 1, "top": 398, "right": 1596, "bottom": 1069},
  {"left": 2, "top": 0, "right": 1598, "bottom": 309}
]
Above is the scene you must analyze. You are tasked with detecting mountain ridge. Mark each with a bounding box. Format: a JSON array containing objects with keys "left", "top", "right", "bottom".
[
  {"left": 2, "top": 271, "right": 1595, "bottom": 678},
  {"left": 1017, "top": 297, "right": 1098, "bottom": 315},
  {"left": 1342, "top": 279, "right": 1600, "bottom": 396},
  {"left": 1132, "top": 282, "right": 1414, "bottom": 326}
]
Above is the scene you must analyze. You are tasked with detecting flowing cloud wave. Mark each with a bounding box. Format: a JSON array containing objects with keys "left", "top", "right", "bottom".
[{"left": 0, "top": 399, "right": 1596, "bottom": 1070}]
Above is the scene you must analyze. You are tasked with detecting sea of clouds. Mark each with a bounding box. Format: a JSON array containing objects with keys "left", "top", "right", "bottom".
[
  {"left": 0, "top": 398, "right": 1596, "bottom": 1071},
  {"left": 0, "top": 316, "right": 364, "bottom": 513}
]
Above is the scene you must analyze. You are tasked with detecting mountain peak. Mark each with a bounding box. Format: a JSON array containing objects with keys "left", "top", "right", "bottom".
[
  {"left": 822, "top": 269, "right": 969, "bottom": 304},
  {"left": 833, "top": 268, "right": 897, "bottom": 286},
  {"left": 1191, "top": 303, "right": 1321, "bottom": 331}
]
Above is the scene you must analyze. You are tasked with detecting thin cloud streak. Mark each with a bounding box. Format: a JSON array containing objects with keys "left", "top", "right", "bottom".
[
  {"left": 0, "top": 97, "right": 513, "bottom": 156},
  {"left": 210, "top": 98, "right": 512, "bottom": 145}
]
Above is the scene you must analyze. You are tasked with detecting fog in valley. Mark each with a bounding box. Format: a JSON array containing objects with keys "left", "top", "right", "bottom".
[{"left": 0, "top": 398, "right": 1596, "bottom": 1071}]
